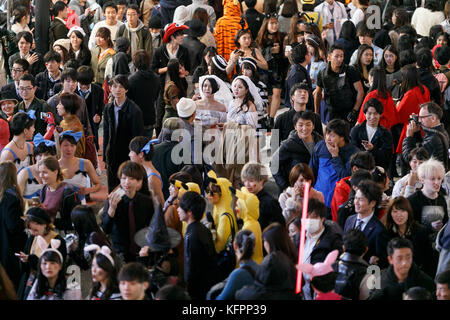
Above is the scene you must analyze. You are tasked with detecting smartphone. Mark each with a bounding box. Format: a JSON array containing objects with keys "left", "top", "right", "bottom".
[
  {"left": 285, "top": 45, "right": 292, "bottom": 52},
  {"left": 40, "top": 112, "right": 50, "bottom": 120},
  {"left": 115, "top": 188, "right": 126, "bottom": 198},
  {"left": 15, "top": 253, "right": 21, "bottom": 257}
]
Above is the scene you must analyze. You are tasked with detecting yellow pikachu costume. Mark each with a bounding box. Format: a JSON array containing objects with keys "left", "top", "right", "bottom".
[
  {"left": 233, "top": 187, "right": 263, "bottom": 264},
  {"left": 207, "top": 170, "right": 236, "bottom": 254}
]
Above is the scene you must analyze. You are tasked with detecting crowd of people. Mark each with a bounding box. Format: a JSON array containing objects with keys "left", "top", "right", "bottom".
[{"left": 1, "top": 0, "right": 450, "bottom": 301}]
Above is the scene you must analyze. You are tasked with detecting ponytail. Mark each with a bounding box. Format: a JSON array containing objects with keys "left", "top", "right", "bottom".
[{"left": 235, "top": 230, "right": 255, "bottom": 261}]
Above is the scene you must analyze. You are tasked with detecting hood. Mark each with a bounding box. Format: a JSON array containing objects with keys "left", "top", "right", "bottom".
[
  {"left": 127, "top": 19, "right": 145, "bottom": 32},
  {"left": 234, "top": 187, "right": 260, "bottom": 223},
  {"left": 223, "top": 0, "right": 242, "bottom": 17},
  {"left": 207, "top": 170, "right": 233, "bottom": 224},
  {"left": 255, "top": 251, "right": 296, "bottom": 290}
]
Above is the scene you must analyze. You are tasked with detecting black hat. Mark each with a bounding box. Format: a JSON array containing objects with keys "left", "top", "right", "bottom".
[
  {"left": 148, "top": 15, "right": 162, "bottom": 29},
  {"left": 26, "top": 207, "right": 51, "bottom": 224},
  {"left": 435, "top": 45, "right": 450, "bottom": 65},
  {"left": 185, "top": 19, "right": 207, "bottom": 38},
  {"left": 0, "top": 91, "right": 18, "bottom": 105}
]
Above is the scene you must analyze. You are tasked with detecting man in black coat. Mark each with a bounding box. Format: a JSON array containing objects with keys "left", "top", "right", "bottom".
[
  {"left": 271, "top": 110, "right": 323, "bottom": 192},
  {"left": 75, "top": 66, "right": 104, "bottom": 150},
  {"left": 243, "top": 0, "right": 265, "bottom": 40},
  {"left": 103, "top": 75, "right": 144, "bottom": 193},
  {"left": 0, "top": 187, "right": 27, "bottom": 289},
  {"left": 35, "top": 51, "right": 62, "bottom": 101},
  {"left": 1, "top": 58, "right": 29, "bottom": 102},
  {"left": 127, "top": 50, "right": 160, "bottom": 138},
  {"left": 369, "top": 238, "right": 435, "bottom": 300},
  {"left": 151, "top": 23, "right": 190, "bottom": 135},
  {"left": 102, "top": 161, "right": 154, "bottom": 263},
  {"left": 182, "top": 20, "right": 207, "bottom": 74},
  {"left": 344, "top": 180, "right": 389, "bottom": 269},
  {"left": 49, "top": 1, "right": 69, "bottom": 47},
  {"left": 334, "top": 229, "right": 370, "bottom": 300},
  {"left": 178, "top": 191, "right": 218, "bottom": 300}
]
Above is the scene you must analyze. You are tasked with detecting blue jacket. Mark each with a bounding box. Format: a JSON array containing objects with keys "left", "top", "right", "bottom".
[{"left": 309, "top": 140, "right": 359, "bottom": 208}]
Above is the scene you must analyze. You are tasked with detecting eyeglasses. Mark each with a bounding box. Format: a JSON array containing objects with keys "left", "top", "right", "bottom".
[
  {"left": 19, "top": 86, "right": 34, "bottom": 92},
  {"left": 418, "top": 114, "right": 433, "bottom": 120},
  {"left": 206, "top": 185, "right": 221, "bottom": 196},
  {"left": 12, "top": 68, "right": 24, "bottom": 73}
]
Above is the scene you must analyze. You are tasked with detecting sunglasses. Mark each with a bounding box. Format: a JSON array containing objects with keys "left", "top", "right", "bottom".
[{"left": 206, "top": 184, "right": 221, "bottom": 196}]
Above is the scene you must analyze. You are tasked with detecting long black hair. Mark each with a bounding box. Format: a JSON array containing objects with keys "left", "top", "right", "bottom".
[
  {"left": 35, "top": 251, "right": 66, "bottom": 299},
  {"left": 379, "top": 45, "right": 400, "bottom": 73},
  {"left": 354, "top": 44, "right": 374, "bottom": 79},
  {"left": 167, "top": 58, "right": 188, "bottom": 98},
  {"left": 233, "top": 77, "right": 254, "bottom": 113},
  {"left": 89, "top": 252, "right": 119, "bottom": 300},
  {"left": 401, "top": 64, "right": 425, "bottom": 96},
  {"left": 369, "top": 67, "right": 390, "bottom": 99}
]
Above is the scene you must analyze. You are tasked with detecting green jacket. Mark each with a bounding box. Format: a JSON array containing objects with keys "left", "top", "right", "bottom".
[
  {"left": 91, "top": 47, "right": 115, "bottom": 85},
  {"left": 15, "top": 97, "right": 56, "bottom": 136}
]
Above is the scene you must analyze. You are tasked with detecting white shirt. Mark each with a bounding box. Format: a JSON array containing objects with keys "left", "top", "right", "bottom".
[
  {"left": 351, "top": 8, "right": 365, "bottom": 27},
  {"left": 356, "top": 211, "right": 374, "bottom": 232},
  {"left": 314, "top": 1, "right": 348, "bottom": 46},
  {"left": 88, "top": 20, "right": 123, "bottom": 50},
  {"left": 411, "top": 7, "right": 445, "bottom": 37},
  {"left": 303, "top": 227, "right": 325, "bottom": 264},
  {"left": 366, "top": 124, "right": 377, "bottom": 142}
]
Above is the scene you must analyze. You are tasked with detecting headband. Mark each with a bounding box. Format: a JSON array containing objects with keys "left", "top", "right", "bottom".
[
  {"left": 67, "top": 26, "right": 86, "bottom": 38},
  {"left": 140, "top": 139, "right": 159, "bottom": 154},
  {"left": 37, "top": 235, "right": 63, "bottom": 263},
  {"left": 33, "top": 133, "right": 56, "bottom": 147},
  {"left": 84, "top": 244, "right": 115, "bottom": 267},
  {"left": 60, "top": 130, "right": 82, "bottom": 142},
  {"left": 305, "top": 35, "right": 320, "bottom": 47},
  {"left": 240, "top": 57, "right": 257, "bottom": 70}
]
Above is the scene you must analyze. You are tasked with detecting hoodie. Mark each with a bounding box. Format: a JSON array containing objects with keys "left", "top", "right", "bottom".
[
  {"left": 213, "top": 0, "right": 248, "bottom": 61},
  {"left": 207, "top": 170, "right": 236, "bottom": 254},
  {"left": 235, "top": 187, "right": 263, "bottom": 264},
  {"left": 116, "top": 19, "right": 153, "bottom": 58}
]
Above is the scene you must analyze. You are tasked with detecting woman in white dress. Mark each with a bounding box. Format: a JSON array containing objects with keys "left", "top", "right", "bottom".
[
  {"left": 194, "top": 75, "right": 231, "bottom": 127},
  {"left": 227, "top": 75, "right": 263, "bottom": 129}
]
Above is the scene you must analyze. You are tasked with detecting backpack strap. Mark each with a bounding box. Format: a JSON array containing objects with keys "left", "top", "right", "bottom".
[{"left": 221, "top": 212, "right": 236, "bottom": 241}]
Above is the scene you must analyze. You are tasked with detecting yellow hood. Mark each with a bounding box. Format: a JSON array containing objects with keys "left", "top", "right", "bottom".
[
  {"left": 235, "top": 187, "right": 260, "bottom": 223},
  {"left": 207, "top": 170, "right": 233, "bottom": 225},
  {"left": 174, "top": 180, "right": 201, "bottom": 198}
]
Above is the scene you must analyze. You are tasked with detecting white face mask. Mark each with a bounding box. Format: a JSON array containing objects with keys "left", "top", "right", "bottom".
[
  {"left": 305, "top": 218, "right": 321, "bottom": 234},
  {"left": 151, "top": 32, "right": 160, "bottom": 38}
]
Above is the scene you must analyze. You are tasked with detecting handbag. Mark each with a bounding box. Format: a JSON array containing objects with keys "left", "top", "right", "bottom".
[{"left": 216, "top": 212, "right": 237, "bottom": 282}]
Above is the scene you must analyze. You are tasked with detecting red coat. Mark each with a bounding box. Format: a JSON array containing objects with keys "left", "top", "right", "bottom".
[
  {"left": 0, "top": 118, "right": 9, "bottom": 151},
  {"left": 331, "top": 176, "right": 351, "bottom": 222},
  {"left": 395, "top": 85, "right": 430, "bottom": 154},
  {"left": 357, "top": 90, "right": 399, "bottom": 130}
]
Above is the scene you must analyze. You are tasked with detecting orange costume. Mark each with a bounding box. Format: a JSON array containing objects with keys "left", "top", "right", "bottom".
[{"left": 213, "top": 0, "right": 248, "bottom": 62}]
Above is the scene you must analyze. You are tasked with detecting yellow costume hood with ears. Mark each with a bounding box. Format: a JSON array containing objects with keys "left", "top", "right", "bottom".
[
  {"left": 174, "top": 180, "right": 201, "bottom": 237},
  {"left": 230, "top": 186, "right": 263, "bottom": 264},
  {"left": 206, "top": 170, "right": 236, "bottom": 253}
]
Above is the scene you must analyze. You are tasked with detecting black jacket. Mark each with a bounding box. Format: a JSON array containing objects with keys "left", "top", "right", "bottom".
[
  {"left": 271, "top": 130, "right": 323, "bottom": 192},
  {"left": 369, "top": 263, "right": 435, "bottom": 300},
  {"left": 75, "top": 83, "right": 104, "bottom": 133},
  {"left": 418, "top": 67, "right": 441, "bottom": 105},
  {"left": 256, "top": 188, "right": 285, "bottom": 232},
  {"left": 271, "top": 107, "right": 323, "bottom": 147},
  {"left": 344, "top": 214, "right": 390, "bottom": 269},
  {"left": 350, "top": 121, "right": 394, "bottom": 169},
  {"left": 403, "top": 123, "right": 450, "bottom": 170},
  {"left": 0, "top": 82, "right": 21, "bottom": 101},
  {"left": 102, "top": 193, "right": 154, "bottom": 261},
  {"left": 68, "top": 46, "right": 92, "bottom": 67},
  {"left": 0, "top": 188, "right": 27, "bottom": 288},
  {"left": 337, "top": 192, "right": 355, "bottom": 230},
  {"left": 152, "top": 141, "right": 184, "bottom": 200},
  {"left": 35, "top": 70, "right": 61, "bottom": 101},
  {"left": 40, "top": 183, "right": 81, "bottom": 232},
  {"left": 243, "top": 8, "right": 265, "bottom": 40},
  {"left": 334, "top": 252, "right": 369, "bottom": 300},
  {"left": 49, "top": 18, "right": 69, "bottom": 47},
  {"left": 386, "top": 222, "right": 433, "bottom": 276},
  {"left": 308, "top": 221, "right": 344, "bottom": 265},
  {"left": 151, "top": 44, "right": 191, "bottom": 92},
  {"left": 127, "top": 69, "right": 161, "bottom": 127},
  {"left": 182, "top": 35, "right": 206, "bottom": 73},
  {"left": 284, "top": 64, "right": 313, "bottom": 110},
  {"left": 103, "top": 98, "right": 144, "bottom": 171},
  {"left": 184, "top": 221, "right": 218, "bottom": 300},
  {"left": 235, "top": 251, "right": 298, "bottom": 300},
  {"left": 8, "top": 51, "right": 45, "bottom": 77}
]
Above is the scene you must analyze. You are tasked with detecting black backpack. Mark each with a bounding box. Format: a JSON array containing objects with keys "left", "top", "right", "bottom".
[{"left": 216, "top": 212, "right": 237, "bottom": 282}]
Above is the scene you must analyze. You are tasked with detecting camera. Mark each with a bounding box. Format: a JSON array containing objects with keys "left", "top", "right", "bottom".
[{"left": 409, "top": 114, "right": 419, "bottom": 124}]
